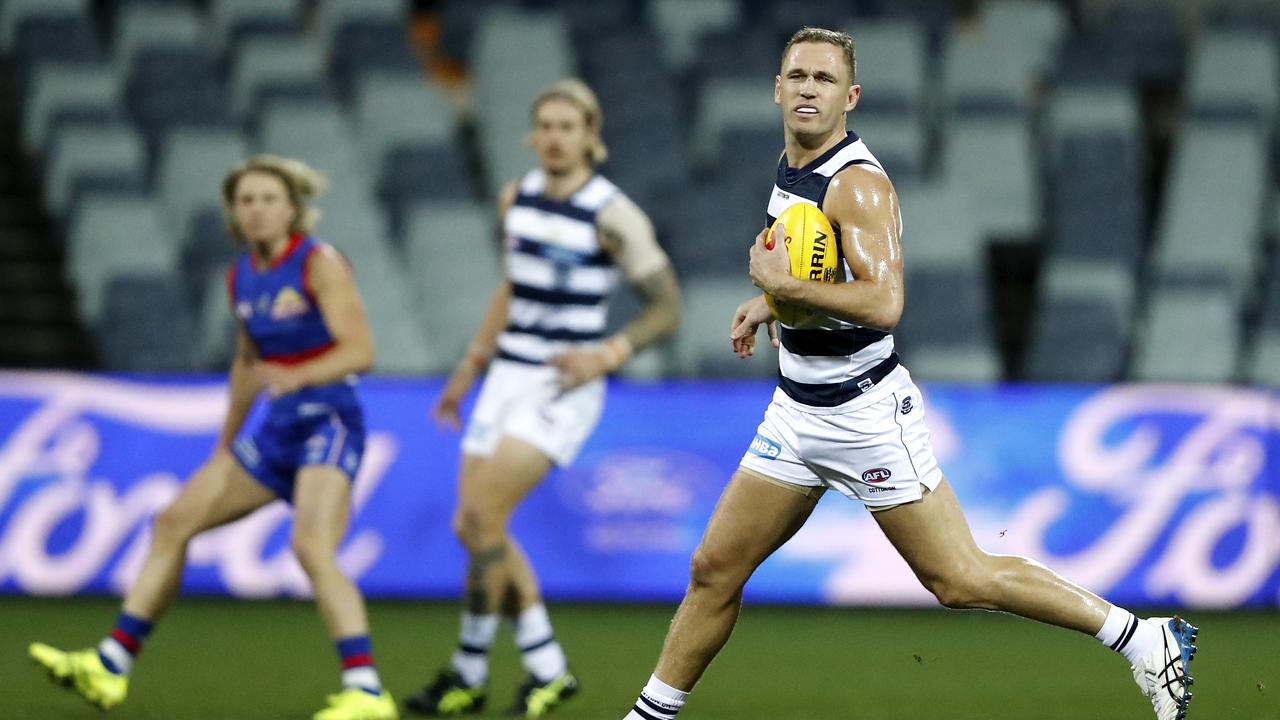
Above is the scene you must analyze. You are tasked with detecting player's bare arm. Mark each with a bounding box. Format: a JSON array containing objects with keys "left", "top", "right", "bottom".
[
  {"left": 729, "top": 290, "right": 778, "bottom": 359},
  {"left": 257, "top": 246, "right": 374, "bottom": 397},
  {"left": 552, "top": 193, "right": 680, "bottom": 389},
  {"left": 749, "top": 165, "right": 904, "bottom": 331},
  {"left": 432, "top": 181, "right": 518, "bottom": 430},
  {"left": 216, "top": 324, "right": 263, "bottom": 450}
]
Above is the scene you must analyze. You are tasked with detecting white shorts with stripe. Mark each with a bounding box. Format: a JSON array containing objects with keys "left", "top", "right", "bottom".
[
  {"left": 739, "top": 366, "right": 943, "bottom": 508},
  {"left": 462, "top": 359, "right": 605, "bottom": 467}
]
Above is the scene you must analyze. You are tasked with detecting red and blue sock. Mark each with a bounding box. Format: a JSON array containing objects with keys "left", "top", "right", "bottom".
[
  {"left": 337, "top": 635, "right": 382, "bottom": 695},
  {"left": 97, "top": 612, "right": 153, "bottom": 676}
]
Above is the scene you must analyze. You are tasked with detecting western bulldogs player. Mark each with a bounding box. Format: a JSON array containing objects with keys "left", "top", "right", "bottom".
[{"left": 31, "top": 155, "right": 398, "bottom": 720}]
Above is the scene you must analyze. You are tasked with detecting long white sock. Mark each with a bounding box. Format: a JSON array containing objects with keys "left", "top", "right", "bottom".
[
  {"left": 624, "top": 674, "right": 688, "bottom": 719},
  {"left": 450, "top": 612, "right": 499, "bottom": 687},
  {"left": 515, "top": 603, "right": 567, "bottom": 682},
  {"left": 1095, "top": 605, "right": 1160, "bottom": 665}
]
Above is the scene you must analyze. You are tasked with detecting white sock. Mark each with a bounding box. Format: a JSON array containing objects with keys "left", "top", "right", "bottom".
[
  {"left": 342, "top": 666, "right": 382, "bottom": 694},
  {"left": 516, "top": 603, "right": 567, "bottom": 682},
  {"left": 1095, "top": 605, "right": 1160, "bottom": 665},
  {"left": 97, "top": 637, "right": 133, "bottom": 676},
  {"left": 450, "top": 612, "right": 499, "bottom": 687},
  {"left": 625, "top": 674, "right": 688, "bottom": 719}
]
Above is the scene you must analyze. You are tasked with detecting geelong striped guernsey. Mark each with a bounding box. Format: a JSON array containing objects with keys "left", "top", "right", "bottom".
[
  {"left": 496, "top": 168, "right": 621, "bottom": 365},
  {"left": 766, "top": 131, "right": 901, "bottom": 408}
]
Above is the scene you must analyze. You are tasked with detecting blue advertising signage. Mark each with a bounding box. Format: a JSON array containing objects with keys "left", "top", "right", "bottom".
[{"left": 0, "top": 372, "right": 1276, "bottom": 608}]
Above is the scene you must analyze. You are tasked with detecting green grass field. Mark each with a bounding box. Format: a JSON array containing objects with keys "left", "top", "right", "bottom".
[{"left": 3, "top": 597, "right": 1276, "bottom": 720}]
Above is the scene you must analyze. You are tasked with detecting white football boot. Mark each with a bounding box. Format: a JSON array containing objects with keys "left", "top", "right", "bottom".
[{"left": 1131, "top": 616, "right": 1197, "bottom": 720}]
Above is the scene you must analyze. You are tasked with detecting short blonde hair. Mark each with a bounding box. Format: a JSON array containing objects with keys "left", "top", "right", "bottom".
[
  {"left": 221, "top": 154, "right": 328, "bottom": 241},
  {"left": 531, "top": 78, "right": 609, "bottom": 165},
  {"left": 783, "top": 27, "right": 856, "bottom": 84}
]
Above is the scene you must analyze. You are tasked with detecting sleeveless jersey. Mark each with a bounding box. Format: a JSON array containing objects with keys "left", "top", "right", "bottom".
[
  {"left": 496, "top": 169, "right": 621, "bottom": 364},
  {"left": 226, "top": 234, "right": 358, "bottom": 399},
  {"left": 765, "top": 131, "right": 900, "bottom": 408}
]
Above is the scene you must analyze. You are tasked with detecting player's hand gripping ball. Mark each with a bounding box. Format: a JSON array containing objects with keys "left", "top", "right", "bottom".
[{"left": 764, "top": 202, "right": 840, "bottom": 328}]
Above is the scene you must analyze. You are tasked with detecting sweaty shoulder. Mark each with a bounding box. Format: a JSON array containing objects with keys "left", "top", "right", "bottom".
[{"left": 823, "top": 163, "right": 898, "bottom": 219}]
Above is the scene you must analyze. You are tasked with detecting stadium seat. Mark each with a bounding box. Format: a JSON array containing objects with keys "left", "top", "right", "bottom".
[
  {"left": 673, "top": 276, "right": 773, "bottom": 378},
  {"left": 940, "top": 29, "right": 1039, "bottom": 114},
  {"left": 647, "top": 0, "right": 741, "bottom": 72},
  {"left": 329, "top": 19, "right": 422, "bottom": 100},
  {"left": 255, "top": 98, "right": 369, "bottom": 195},
  {"left": 314, "top": 0, "right": 409, "bottom": 43},
  {"left": 67, "top": 194, "right": 178, "bottom": 326},
  {"left": 0, "top": 0, "right": 88, "bottom": 52},
  {"left": 44, "top": 122, "right": 147, "bottom": 217},
  {"left": 197, "top": 264, "right": 236, "bottom": 369},
  {"left": 404, "top": 201, "right": 500, "bottom": 365},
  {"left": 210, "top": 0, "right": 302, "bottom": 50},
  {"left": 978, "top": 0, "right": 1067, "bottom": 75},
  {"left": 691, "top": 78, "right": 780, "bottom": 169},
  {"left": 110, "top": 3, "right": 204, "bottom": 79},
  {"left": 156, "top": 128, "right": 249, "bottom": 239},
  {"left": 1047, "top": 132, "right": 1145, "bottom": 270},
  {"left": 1024, "top": 259, "right": 1135, "bottom": 382},
  {"left": 896, "top": 181, "right": 984, "bottom": 272},
  {"left": 470, "top": 6, "right": 573, "bottom": 195},
  {"left": 941, "top": 116, "right": 1040, "bottom": 241},
  {"left": 1044, "top": 85, "right": 1141, "bottom": 152},
  {"left": 1152, "top": 120, "right": 1268, "bottom": 301},
  {"left": 844, "top": 19, "right": 928, "bottom": 117},
  {"left": 353, "top": 72, "right": 456, "bottom": 171},
  {"left": 10, "top": 14, "right": 103, "bottom": 98},
  {"left": 1133, "top": 281, "right": 1242, "bottom": 383},
  {"left": 377, "top": 143, "right": 474, "bottom": 240},
  {"left": 894, "top": 265, "right": 1001, "bottom": 383},
  {"left": 97, "top": 274, "right": 198, "bottom": 371},
  {"left": 230, "top": 36, "right": 326, "bottom": 118},
  {"left": 22, "top": 64, "right": 119, "bottom": 154},
  {"left": 851, "top": 114, "right": 927, "bottom": 182},
  {"left": 1099, "top": 4, "right": 1184, "bottom": 86},
  {"left": 126, "top": 45, "right": 234, "bottom": 151},
  {"left": 181, "top": 207, "right": 239, "bottom": 312},
  {"left": 1184, "top": 31, "right": 1278, "bottom": 123}
]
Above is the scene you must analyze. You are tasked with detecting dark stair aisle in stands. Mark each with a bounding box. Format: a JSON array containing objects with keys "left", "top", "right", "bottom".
[{"left": 0, "top": 60, "right": 95, "bottom": 369}]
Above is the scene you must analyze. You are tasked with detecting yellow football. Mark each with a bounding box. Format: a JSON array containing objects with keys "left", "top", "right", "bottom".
[{"left": 764, "top": 202, "right": 840, "bottom": 328}]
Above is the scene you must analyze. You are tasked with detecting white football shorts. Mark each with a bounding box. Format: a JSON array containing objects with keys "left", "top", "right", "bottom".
[
  {"left": 462, "top": 358, "right": 605, "bottom": 467},
  {"left": 739, "top": 367, "right": 943, "bottom": 508}
]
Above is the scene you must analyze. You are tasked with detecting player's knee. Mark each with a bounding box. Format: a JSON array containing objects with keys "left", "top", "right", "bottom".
[
  {"left": 151, "top": 504, "right": 199, "bottom": 546},
  {"left": 923, "top": 565, "right": 994, "bottom": 609},
  {"left": 689, "top": 545, "right": 747, "bottom": 593},
  {"left": 452, "top": 504, "right": 504, "bottom": 550}
]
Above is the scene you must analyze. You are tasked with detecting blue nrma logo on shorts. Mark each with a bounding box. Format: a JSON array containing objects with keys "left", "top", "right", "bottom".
[{"left": 748, "top": 433, "right": 782, "bottom": 460}]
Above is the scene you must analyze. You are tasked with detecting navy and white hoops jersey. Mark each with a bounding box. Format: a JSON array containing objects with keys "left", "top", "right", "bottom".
[
  {"left": 765, "top": 131, "right": 900, "bottom": 408},
  {"left": 497, "top": 168, "right": 621, "bottom": 364}
]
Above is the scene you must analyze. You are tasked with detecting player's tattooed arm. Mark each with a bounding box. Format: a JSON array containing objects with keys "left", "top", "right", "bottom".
[{"left": 598, "top": 194, "right": 681, "bottom": 358}]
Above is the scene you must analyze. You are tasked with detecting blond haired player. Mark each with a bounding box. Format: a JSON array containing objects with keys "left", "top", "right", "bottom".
[
  {"left": 621, "top": 28, "right": 1196, "bottom": 720},
  {"left": 407, "top": 79, "right": 680, "bottom": 718},
  {"left": 30, "top": 155, "right": 397, "bottom": 720}
]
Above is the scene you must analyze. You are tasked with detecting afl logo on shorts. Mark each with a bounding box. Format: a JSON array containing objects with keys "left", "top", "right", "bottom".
[{"left": 862, "top": 467, "right": 892, "bottom": 483}]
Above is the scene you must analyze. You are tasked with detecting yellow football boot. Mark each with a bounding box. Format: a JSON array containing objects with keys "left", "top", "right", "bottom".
[
  {"left": 29, "top": 642, "right": 129, "bottom": 710},
  {"left": 313, "top": 687, "right": 399, "bottom": 720}
]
